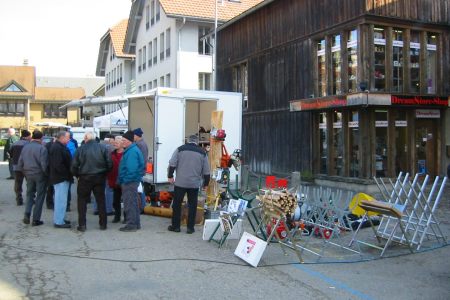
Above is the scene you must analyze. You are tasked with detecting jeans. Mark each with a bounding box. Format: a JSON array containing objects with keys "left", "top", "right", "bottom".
[
  {"left": 93, "top": 183, "right": 114, "bottom": 213},
  {"left": 53, "top": 181, "right": 69, "bottom": 225},
  {"left": 77, "top": 175, "right": 107, "bottom": 228},
  {"left": 122, "top": 182, "right": 140, "bottom": 228},
  {"left": 171, "top": 186, "right": 199, "bottom": 230},
  {"left": 8, "top": 159, "right": 14, "bottom": 178},
  {"left": 14, "top": 171, "right": 25, "bottom": 204},
  {"left": 24, "top": 175, "right": 47, "bottom": 221}
]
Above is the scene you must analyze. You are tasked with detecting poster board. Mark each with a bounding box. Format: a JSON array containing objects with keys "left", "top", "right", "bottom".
[{"left": 234, "top": 232, "right": 267, "bottom": 267}]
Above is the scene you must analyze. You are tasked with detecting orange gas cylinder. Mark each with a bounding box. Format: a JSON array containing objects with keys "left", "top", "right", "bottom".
[{"left": 146, "top": 162, "right": 153, "bottom": 174}]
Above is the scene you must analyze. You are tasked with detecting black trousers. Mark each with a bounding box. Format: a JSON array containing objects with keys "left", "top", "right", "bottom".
[
  {"left": 77, "top": 175, "right": 106, "bottom": 227},
  {"left": 113, "top": 187, "right": 122, "bottom": 219},
  {"left": 171, "top": 186, "right": 199, "bottom": 230},
  {"left": 46, "top": 184, "right": 54, "bottom": 208},
  {"left": 14, "top": 171, "right": 25, "bottom": 204}
]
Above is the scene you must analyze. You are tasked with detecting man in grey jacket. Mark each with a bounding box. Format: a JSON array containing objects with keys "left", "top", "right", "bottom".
[
  {"left": 167, "top": 135, "right": 210, "bottom": 234},
  {"left": 18, "top": 130, "right": 48, "bottom": 226}
]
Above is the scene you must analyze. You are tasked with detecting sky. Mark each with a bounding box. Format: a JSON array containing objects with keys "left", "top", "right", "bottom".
[{"left": 0, "top": 0, "right": 131, "bottom": 77}]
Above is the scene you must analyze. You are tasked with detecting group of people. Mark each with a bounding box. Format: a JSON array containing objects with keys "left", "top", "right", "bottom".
[{"left": 5, "top": 126, "right": 211, "bottom": 235}]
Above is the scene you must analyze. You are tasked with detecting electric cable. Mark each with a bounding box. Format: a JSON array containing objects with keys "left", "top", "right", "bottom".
[{"left": 1, "top": 241, "right": 448, "bottom": 267}]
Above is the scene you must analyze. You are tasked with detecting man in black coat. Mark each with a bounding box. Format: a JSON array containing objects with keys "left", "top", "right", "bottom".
[
  {"left": 10, "top": 130, "right": 31, "bottom": 205},
  {"left": 49, "top": 131, "right": 72, "bottom": 228}
]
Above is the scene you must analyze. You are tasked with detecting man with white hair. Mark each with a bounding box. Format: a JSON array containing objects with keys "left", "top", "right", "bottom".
[
  {"left": 71, "top": 132, "right": 112, "bottom": 232},
  {"left": 4, "top": 127, "right": 19, "bottom": 179}
]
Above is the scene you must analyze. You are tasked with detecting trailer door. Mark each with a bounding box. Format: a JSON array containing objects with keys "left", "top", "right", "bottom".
[{"left": 154, "top": 96, "right": 184, "bottom": 183}]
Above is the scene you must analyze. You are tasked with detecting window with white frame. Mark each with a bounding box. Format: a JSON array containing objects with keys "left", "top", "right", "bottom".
[
  {"left": 160, "top": 76, "right": 165, "bottom": 87},
  {"left": 151, "top": 0, "right": 155, "bottom": 25},
  {"left": 166, "top": 74, "right": 171, "bottom": 87},
  {"left": 198, "top": 26, "right": 212, "bottom": 55},
  {"left": 160, "top": 32, "right": 165, "bottom": 60},
  {"left": 148, "top": 41, "right": 152, "bottom": 67},
  {"left": 138, "top": 49, "right": 142, "bottom": 72},
  {"left": 145, "top": 5, "right": 150, "bottom": 29},
  {"left": 153, "top": 79, "right": 157, "bottom": 88},
  {"left": 149, "top": 81, "right": 152, "bottom": 89},
  {"left": 143, "top": 84, "right": 146, "bottom": 91},
  {"left": 166, "top": 28, "right": 171, "bottom": 58},
  {"left": 156, "top": 0, "right": 160, "bottom": 21},
  {"left": 143, "top": 46, "right": 147, "bottom": 70},
  {"left": 198, "top": 73, "right": 211, "bottom": 90},
  {"left": 153, "top": 38, "right": 157, "bottom": 64}
]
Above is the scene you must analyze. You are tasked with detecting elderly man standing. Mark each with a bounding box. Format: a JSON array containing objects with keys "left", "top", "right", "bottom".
[
  {"left": 71, "top": 132, "right": 112, "bottom": 232},
  {"left": 4, "top": 127, "right": 19, "bottom": 179},
  {"left": 118, "top": 131, "right": 145, "bottom": 232},
  {"left": 10, "top": 130, "right": 31, "bottom": 205},
  {"left": 18, "top": 130, "right": 48, "bottom": 226},
  {"left": 133, "top": 127, "right": 148, "bottom": 212},
  {"left": 49, "top": 131, "right": 72, "bottom": 228},
  {"left": 167, "top": 135, "right": 210, "bottom": 234}
]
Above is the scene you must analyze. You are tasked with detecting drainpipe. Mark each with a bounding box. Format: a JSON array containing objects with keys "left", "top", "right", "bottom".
[{"left": 177, "top": 17, "right": 186, "bottom": 88}]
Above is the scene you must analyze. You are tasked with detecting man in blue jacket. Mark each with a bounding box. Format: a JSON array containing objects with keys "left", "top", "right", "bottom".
[{"left": 118, "top": 130, "right": 145, "bottom": 232}]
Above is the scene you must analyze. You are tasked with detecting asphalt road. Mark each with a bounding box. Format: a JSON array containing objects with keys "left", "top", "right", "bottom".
[{"left": 0, "top": 157, "right": 449, "bottom": 300}]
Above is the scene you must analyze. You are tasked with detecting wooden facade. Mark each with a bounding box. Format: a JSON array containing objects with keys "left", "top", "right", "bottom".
[{"left": 217, "top": 0, "right": 450, "bottom": 177}]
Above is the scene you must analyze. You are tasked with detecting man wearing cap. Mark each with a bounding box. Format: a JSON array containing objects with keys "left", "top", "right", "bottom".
[
  {"left": 133, "top": 127, "right": 148, "bottom": 212},
  {"left": 118, "top": 130, "right": 145, "bottom": 232},
  {"left": 167, "top": 134, "right": 210, "bottom": 234},
  {"left": 71, "top": 132, "right": 112, "bottom": 232},
  {"left": 10, "top": 130, "right": 31, "bottom": 205},
  {"left": 18, "top": 130, "right": 48, "bottom": 226}
]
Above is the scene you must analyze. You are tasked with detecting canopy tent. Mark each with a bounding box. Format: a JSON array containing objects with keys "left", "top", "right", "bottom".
[{"left": 93, "top": 106, "right": 128, "bottom": 129}]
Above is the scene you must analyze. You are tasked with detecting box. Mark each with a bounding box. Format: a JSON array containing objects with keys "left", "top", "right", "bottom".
[
  {"left": 202, "top": 219, "right": 243, "bottom": 240},
  {"left": 181, "top": 206, "right": 204, "bottom": 226}
]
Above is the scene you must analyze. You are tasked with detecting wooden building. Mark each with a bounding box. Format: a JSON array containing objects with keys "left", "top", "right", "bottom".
[{"left": 217, "top": 0, "right": 450, "bottom": 181}]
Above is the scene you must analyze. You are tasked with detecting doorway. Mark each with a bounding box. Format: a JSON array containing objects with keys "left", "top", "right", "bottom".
[{"left": 415, "top": 119, "right": 437, "bottom": 176}]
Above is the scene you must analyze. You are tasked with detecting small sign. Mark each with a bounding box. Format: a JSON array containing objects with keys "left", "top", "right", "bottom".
[
  {"left": 319, "top": 123, "right": 327, "bottom": 129},
  {"left": 410, "top": 42, "right": 420, "bottom": 49},
  {"left": 348, "top": 121, "right": 359, "bottom": 128},
  {"left": 416, "top": 109, "right": 440, "bottom": 118},
  {"left": 317, "top": 49, "right": 325, "bottom": 56},
  {"left": 395, "top": 120, "right": 407, "bottom": 127},
  {"left": 393, "top": 40, "right": 404, "bottom": 47},
  {"left": 234, "top": 232, "right": 267, "bottom": 267},
  {"left": 427, "top": 44, "right": 437, "bottom": 51},
  {"left": 333, "top": 122, "right": 342, "bottom": 129},
  {"left": 374, "top": 38, "right": 386, "bottom": 45},
  {"left": 375, "top": 120, "right": 388, "bottom": 127}
]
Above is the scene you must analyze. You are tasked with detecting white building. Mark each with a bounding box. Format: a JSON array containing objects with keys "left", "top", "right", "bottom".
[{"left": 123, "top": 0, "right": 263, "bottom": 93}]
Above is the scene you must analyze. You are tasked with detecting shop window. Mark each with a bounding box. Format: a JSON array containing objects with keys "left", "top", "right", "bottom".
[
  {"left": 332, "top": 111, "right": 344, "bottom": 176},
  {"left": 374, "top": 27, "right": 386, "bottom": 91},
  {"left": 347, "top": 29, "right": 358, "bottom": 93},
  {"left": 232, "top": 63, "right": 248, "bottom": 110},
  {"left": 319, "top": 112, "right": 328, "bottom": 174},
  {"left": 392, "top": 28, "right": 404, "bottom": 93},
  {"left": 375, "top": 110, "right": 388, "bottom": 177},
  {"left": 349, "top": 111, "right": 360, "bottom": 177},
  {"left": 426, "top": 33, "right": 437, "bottom": 94},
  {"left": 394, "top": 111, "right": 408, "bottom": 175},
  {"left": 331, "top": 35, "right": 342, "bottom": 95},
  {"left": 317, "top": 39, "right": 327, "bottom": 97},
  {"left": 410, "top": 31, "right": 420, "bottom": 93}
]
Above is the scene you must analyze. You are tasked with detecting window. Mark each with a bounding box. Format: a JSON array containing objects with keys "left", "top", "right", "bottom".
[
  {"left": 347, "top": 29, "right": 358, "bottom": 93},
  {"left": 119, "top": 64, "right": 123, "bottom": 83},
  {"left": 349, "top": 111, "right": 360, "bottom": 177},
  {"left": 145, "top": 5, "right": 150, "bottom": 29},
  {"left": 138, "top": 49, "right": 142, "bottom": 72},
  {"left": 143, "top": 46, "right": 147, "bottom": 70},
  {"left": 153, "top": 79, "right": 157, "bottom": 88},
  {"left": 166, "top": 74, "right": 171, "bottom": 87},
  {"left": 198, "top": 73, "right": 211, "bottom": 90},
  {"left": 374, "top": 27, "right": 386, "bottom": 91},
  {"left": 4, "top": 83, "right": 22, "bottom": 92},
  {"left": 331, "top": 34, "right": 342, "bottom": 95},
  {"left": 149, "top": 81, "right": 152, "bottom": 89},
  {"left": 232, "top": 63, "right": 248, "bottom": 109},
  {"left": 138, "top": 86, "right": 142, "bottom": 93},
  {"left": 156, "top": 0, "right": 160, "bottom": 21},
  {"left": 160, "top": 76, "right": 165, "bottom": 87},
  {"left": 375, "top": 110, "right": 388, "bottom": 177},
  {"left": 143, "top": 84, "right": 146, "bottom": 91},
  {"left": 148, "top": 42, "right": 153, "bottom": 67},
  {"left": 332, "top": 111, "right": 344, "bottom": 176},
  {"left": 392, "top": 28, "right": 404, "bottom": 92},
  {"left": 394, "top": 111, "right": 408, "bottom": 175},
  {"left": 198, "top": 26, "right": 212, "bottom": 55},
  {"left": 166, "top": 28, "right": 171, "bottom": 58},
  {"left": 151, "top": 0, "right": 155, "bottom": 25},
  {"left": 113, "top": 69, "right": 116, "bottom": 86},
  {"left": 317, "top": 39, "right": 326, "bottom": 97},
  {"left": 426, "top": 33, "right": 437, "bottom": 94},
  {"left": 43, "top": 104, "right": 67, "bottom": 118},
  {"left": 410, "top": 30, "right": 420, "bottom": 93},
  {"left": 160, "top": 32, "right": 165, "bottom": 60},
  {"left": 319, "top": 112, "right": 328, "bottom": 174},
  {"left": 153, "top": 38, "right": 157, "bottom": 64}
]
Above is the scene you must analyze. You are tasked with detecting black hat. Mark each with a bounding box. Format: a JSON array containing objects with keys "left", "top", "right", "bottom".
[
  {"left": 21, "top": 130, "right": 31, "bottom": 138},
  {"left": 133, "top": 127, "right": 143, "bottom": 137},
  {"left": 32, "top": 130, "right": 43, "bottom": 140},
  {"left": 122, "top": 130, "right": 134, "bottom": 142}
]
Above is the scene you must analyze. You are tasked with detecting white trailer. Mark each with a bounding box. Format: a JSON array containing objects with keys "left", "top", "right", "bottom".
[{"left": 127, "top": 88, "right": 242, "bottom": 186}]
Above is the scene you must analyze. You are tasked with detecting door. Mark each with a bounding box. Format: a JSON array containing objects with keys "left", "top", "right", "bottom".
[
  {"left": 415, "top": 119, "right": 437, "bottom": 176},
  {"left": 154, "top": 96, "right": 184, "bottom": 183}
]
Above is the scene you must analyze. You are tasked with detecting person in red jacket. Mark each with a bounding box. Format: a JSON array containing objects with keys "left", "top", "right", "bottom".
[{"left": 107, "top": 136, "right": 125, "bottom": 223}]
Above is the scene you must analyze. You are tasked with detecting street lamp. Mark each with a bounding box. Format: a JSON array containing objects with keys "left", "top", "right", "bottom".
[{"left": 213, "top": 0, "right": 223, "bottom": 91}]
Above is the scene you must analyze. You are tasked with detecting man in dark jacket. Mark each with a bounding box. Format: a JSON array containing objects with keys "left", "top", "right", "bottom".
[
  {"left": 45, "top": 137, "right": 55, "bottom": 209},
  {"left": 118, "top": 131, "right": 145, "bottom": 232},
  {"left": 71, "top": 132, "right": 112, "bottom": 232},
  {"left": 49, "top": 131, "right": 72, "bottom": 228},
  {"left": 4, "top": 127, "right": 19, "bottom": 179},
  {"left": 167, "top": 135, "right": 210, "bottom": 234},
  {"left": 10, "top": 130, "right": 31, "bottom": 205},
  {"left": 18, "top": 130, "right": 48, "bottom": 226}
]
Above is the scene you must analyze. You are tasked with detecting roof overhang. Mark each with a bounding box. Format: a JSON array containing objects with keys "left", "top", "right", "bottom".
[
  {"left": 218, "top": 0, "right": 275, "bottom": 32},
  {"left": 61, "top": 95, "right": 130, "bottom": 109}
]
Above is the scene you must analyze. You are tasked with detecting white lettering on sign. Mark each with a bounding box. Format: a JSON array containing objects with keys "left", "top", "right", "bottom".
[
  {"left": 375, "top": 120, "right": 388, "bottom": 127},
  {"left": 348, "top": 121, "right": 359, "bottom": 128},
  {"left": 395, "top": 120, "right": 407, "bottom": 127},
  {"left": 333, "top": 122, "right": 342, "bottom": 129},
  {"left": 374, "top": 38, "right": 386, "bottom": 45},
  {"left": 319, "top": 123, "right": 327, "bottom": 129},
  {"left": 427, "top": 44, "right": 436, "bottom": 51},
  {"left": 410, "top": 42, "right": 420, "bottom": 49},
  {"left": 393, "top": 40, "right": 404, "bottom": 47},
  {"left": 416, "top": 109, "right": 440, "bottom": 118}
]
